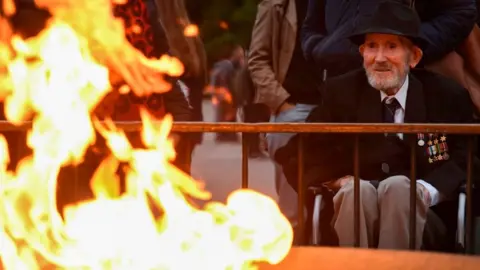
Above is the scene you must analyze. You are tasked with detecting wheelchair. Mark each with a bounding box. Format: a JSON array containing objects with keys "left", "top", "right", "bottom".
[{"left": 307, "top": 184, "right": 477, "bottom": 253}]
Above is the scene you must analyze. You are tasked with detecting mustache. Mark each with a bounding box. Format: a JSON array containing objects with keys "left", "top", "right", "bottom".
[{"left": 371, "top": 63, "right": 392, "bottom": 71}]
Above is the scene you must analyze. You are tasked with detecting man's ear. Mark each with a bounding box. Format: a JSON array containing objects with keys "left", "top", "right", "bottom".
[
  {"left": 359, "top": 44, "right": 365, "bottom": 56},
  {"left": 409, "top": 46, "right": 423, "bottom": 68}
]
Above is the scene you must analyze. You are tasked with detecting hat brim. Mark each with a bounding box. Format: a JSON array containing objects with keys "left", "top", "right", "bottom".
[{"left": 349, "top": 27, "right": 429, "bottom": 50}]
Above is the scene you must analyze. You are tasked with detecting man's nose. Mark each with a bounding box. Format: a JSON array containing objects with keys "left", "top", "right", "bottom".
[{"left": 374, "top": 48, "right": 387, "bottom": 62}]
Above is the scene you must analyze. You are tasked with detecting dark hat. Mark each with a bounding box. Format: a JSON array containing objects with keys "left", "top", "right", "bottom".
[{"left": 349, "top": 1, "right": 428, "bottom": 49}]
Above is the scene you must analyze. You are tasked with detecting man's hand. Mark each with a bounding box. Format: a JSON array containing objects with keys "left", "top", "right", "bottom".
[
  {"left": 324, "top": 175, "right": 353, "bottom": 192},
  {"left": 417, "top": 183, "right": 432, "bottom": 207},
  {"left": 276, "top": 102, "right": 295, "bottom": 115}
]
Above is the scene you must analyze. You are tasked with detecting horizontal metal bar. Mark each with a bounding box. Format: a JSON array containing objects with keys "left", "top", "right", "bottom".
[{"left": 2, "top": 121, "right": 480, "bottom": 134}]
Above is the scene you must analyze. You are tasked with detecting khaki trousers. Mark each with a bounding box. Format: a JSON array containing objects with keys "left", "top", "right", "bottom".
[{"left": 332, "top": 175, "right": 429, "bottom": 250}]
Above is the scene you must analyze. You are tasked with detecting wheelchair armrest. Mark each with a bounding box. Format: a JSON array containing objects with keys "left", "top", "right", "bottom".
[
  {"left": 308, "top": 185, "right": 325, "bottom": 195},
  {"left": 459, "top": 183, "right": 476, "bottom": 194}
]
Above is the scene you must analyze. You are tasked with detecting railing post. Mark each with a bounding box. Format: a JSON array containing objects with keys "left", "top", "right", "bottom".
[
  {"left": 184, "top": 135, "right": 192, "bottom": 175},
  {"left": 354, "top": 135, "right": 360, "bottom": 247},
  {"left": 409, "top": 138, "right": 417, "bottom": 250},
  {"left": 241, "top": 133, "right": 249, "bottom": 189},
  {"left": 297, "top": 134, "right": 305, "bottom": 244},
  {"left": 466, "top": 136, "right": 474, "bottom": 254}
]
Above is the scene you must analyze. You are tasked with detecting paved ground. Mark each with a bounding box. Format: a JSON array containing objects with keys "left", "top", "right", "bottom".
[{"left": 190, "top": 100, "right": 277, "bottom": 204}]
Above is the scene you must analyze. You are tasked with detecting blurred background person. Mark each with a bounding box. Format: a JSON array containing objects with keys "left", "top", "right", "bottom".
[
  {"left": 209, "top": 44, "right": 245, "bottom": 142},
  {"left": 233, "top": 49, "right": 270, "bottom": 158},
  {"left": 6, "top": 0, "right": 197, "bottom": 213},
  {"left": 113, "top": 0, "right": 193, "bottom": 175},
  {"left": 154, "top": 0, "right": 208, "bottom": 150}
]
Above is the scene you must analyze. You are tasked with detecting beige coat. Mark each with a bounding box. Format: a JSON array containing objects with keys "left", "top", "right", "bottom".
[{"left": 247, "top": 0, "right": 297, "bottom": 113}]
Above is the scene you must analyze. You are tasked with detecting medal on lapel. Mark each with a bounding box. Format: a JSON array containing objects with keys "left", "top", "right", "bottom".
[
  {"left": 427, "top": 133, "right": 433, "bottom": 146},
  {"left": 425, "top": 133, "right": 449, "bottom": 163},
  {"left": 440, "top": 134, "right": 449, "bottom": 160},
  {"left": 417, "top": 133, "right": 425, "bottom": 146}
]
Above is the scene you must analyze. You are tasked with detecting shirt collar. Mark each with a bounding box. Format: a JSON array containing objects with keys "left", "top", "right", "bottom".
[{"left": 380, "top": 76, "right": 409, "bottom": 109}]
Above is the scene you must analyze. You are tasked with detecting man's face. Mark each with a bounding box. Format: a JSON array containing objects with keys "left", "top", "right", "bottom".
[{"left": 360, "top": 33, "right": 422, "bottom": 94}]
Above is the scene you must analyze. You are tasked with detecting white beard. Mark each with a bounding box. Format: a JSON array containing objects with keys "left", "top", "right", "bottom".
[{"left": 365, "top": 64, "right": 409, "bottom": 93}]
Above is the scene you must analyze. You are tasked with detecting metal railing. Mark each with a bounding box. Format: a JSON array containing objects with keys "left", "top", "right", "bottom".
[
  {"left": 1, "top": 121, "right": 478, "bottom": 253},
  {"left": 168, "top": 121, "right": 477, "bottom": 253}
]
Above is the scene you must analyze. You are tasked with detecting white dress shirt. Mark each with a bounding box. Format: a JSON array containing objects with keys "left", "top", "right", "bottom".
[{"left": 380, "top": 77, "right": 443, "bottom": 207}]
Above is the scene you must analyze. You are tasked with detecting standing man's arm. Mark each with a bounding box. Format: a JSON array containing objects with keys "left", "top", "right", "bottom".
[
  {"left": 248, "top": 0, "right": 290, "bottom": 114},
  {"left": 301, "top": 0, "right": 360, "bottom": 77},
  {"left": 419, "top": 0, "right": 476, "bottom": 63},
  {"left": 301, "top": 0, "right": 326, "bottom": 65}
]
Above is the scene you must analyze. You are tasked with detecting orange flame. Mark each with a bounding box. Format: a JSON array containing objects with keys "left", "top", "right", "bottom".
[
  {"left": 33, "top": 0, "right": 184, "bottom": 97},
  {"left": 0, "top": 1, "right": 293, "bottom": 269},
  {"left": 204, "top": 86, "right": 233, "bottom": 105}
]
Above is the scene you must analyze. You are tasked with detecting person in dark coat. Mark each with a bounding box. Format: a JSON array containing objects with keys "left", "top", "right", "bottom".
[
  {"left": 113, "top": 0, "right": 193, "bottom": 174},
  {"left": 153, "top": 0, "right": 208, "bottom": 147},
  {"left": 301, "top": 0, "right": 477, "bottom": 80},
  {"left": 276, "top": 2, "right": 479, "bottom": 250}
]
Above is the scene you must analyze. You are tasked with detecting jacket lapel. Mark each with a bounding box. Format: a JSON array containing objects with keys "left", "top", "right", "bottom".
[
  {"left": 357, "top": 73, "right": 382, "bottom": 123},
  {"left": 404, "top": 74, "right": 427, "bottom": 123},
  {"left": 356, "top": 72, "right": 427, "bottom": 123},
  {"left": 356, "top": 72, "right": 427, "bottom": 144},
  {"left": 404, "top": 74, "right": 427, "bottom": 145},
  {"left": 355, "top": 72, "right": 385, "bottom": 159}
]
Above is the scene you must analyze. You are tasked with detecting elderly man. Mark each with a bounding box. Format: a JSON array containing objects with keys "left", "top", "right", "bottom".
[
  {"left": 276, "top": 2, "right": 477, "bottom": 250},
  {"left": 301, "top": 0, "right": 477, "bottom": 79}
]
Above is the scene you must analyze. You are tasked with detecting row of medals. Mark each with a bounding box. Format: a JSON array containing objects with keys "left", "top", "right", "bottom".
[{"left": 417, "top": 133, "right": 449, "bottom": 163}]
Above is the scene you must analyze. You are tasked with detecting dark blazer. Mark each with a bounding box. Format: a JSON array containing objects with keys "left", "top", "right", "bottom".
[{"left": 275, "top": 68, "right": 478, "bottom": 198}]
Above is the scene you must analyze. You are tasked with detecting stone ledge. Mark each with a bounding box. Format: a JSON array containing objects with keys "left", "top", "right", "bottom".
[{"left": 259, "top": 247, "right": 480, "bottom": 270}]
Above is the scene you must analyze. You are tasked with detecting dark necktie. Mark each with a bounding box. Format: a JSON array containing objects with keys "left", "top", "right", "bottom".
[{"left": 382, "top": 97, "right": 401, "bottom": 123}]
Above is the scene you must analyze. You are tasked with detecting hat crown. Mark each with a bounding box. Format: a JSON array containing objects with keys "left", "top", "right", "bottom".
[
  {"left": 366, "top": 1, "right": 421, "bottom": 36},
  {"left": 348, "top": 1, "right": 427, "bottom": 49}
]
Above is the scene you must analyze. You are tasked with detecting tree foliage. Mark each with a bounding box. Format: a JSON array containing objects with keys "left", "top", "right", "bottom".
[{"left": 185, "top": 0, "right": 259, "bottom": 66}]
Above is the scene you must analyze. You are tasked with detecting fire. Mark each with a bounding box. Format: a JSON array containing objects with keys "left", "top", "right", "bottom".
[
  {"left": 0, "top": 1, "right": 293, "bottom": 269},
  {"left": 183, "top": 24, "right": 199, "bottom": 37}
]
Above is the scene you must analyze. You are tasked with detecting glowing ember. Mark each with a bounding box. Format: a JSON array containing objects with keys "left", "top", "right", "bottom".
[
  {"left": 183, "top": 24, "right": 199, "bottom": 37},
  {"left": 219, "top": 21, "right": 229, "bottom": 30},
  {"left": 0, "top": 1, "right": 293, "bottom": 269}
]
